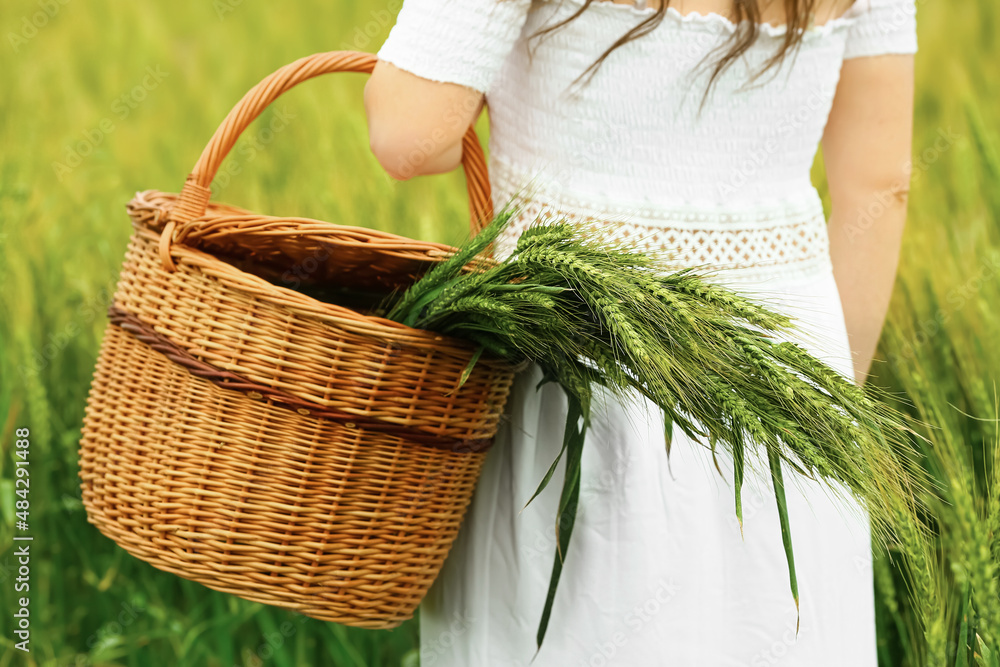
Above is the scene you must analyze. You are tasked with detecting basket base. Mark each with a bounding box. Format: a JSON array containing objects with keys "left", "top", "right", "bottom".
[{"left": 79, "top": 323, "right": 488, "bottom": 627}]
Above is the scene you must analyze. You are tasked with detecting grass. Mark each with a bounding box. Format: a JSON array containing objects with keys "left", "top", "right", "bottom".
[{"left": 0, "top": 0, "right": 998, "bottom": 665}]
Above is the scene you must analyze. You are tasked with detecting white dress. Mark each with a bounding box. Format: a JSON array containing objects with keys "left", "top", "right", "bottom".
[{"left": 377, "top": 1, "right": 917, "bottom": 665}]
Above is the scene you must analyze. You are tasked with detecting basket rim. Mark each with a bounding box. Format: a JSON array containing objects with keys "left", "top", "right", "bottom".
[
  {"left": 130, "top": 189, "right": 468, "bottom": 262},
  {"left": 127, "top": 195, "right": 517, "bottom": 368}
]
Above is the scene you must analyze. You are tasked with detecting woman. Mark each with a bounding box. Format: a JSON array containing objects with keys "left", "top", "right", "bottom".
[{"left": 364, "top": 0, "right": 916, "bottom": 664}]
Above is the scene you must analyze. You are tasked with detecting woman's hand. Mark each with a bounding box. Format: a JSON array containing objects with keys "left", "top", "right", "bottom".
[
  {"left": 363, "top": 59, "right": 485, "bottom": 181},
  {"left": 822, "top": 53, "right": 916, "bottom": 385}
]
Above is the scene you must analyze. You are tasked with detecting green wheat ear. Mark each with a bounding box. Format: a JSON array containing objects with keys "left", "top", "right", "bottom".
[{"left": 381, "top": 202, "right": 930, "bottom": 655}]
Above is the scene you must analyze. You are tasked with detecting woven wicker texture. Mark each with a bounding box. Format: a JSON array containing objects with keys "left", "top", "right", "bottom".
[
  {"left": 128, "top": 190, "right": 482, "bottom": 291},
  {"left": 114, "top": 225, "right": 513, "bottom": 441},
  {"left": 78, "top": 50, "right": 519, "bottom": 627}
]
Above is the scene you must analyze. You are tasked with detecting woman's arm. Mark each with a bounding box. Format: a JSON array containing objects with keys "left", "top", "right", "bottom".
[
  {"left": 363, "top": 60, "right": 485, "bottom": 181},
  {"left": 363, "top": 0, "right": 531, "bottom": 179},
  {"left": 822, "top": 54, "right": 915, "bottom": 384}
]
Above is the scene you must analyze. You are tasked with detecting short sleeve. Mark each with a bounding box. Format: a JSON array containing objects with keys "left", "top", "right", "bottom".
[
  {"left": 376, "top": 0, "right": 533, "bottom": 94},
  {"left": 843, "top": 0, "right": 918, "bottom": 59}
]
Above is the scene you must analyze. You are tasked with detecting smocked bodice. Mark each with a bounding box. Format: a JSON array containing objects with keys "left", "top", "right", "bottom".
[
  {"left": 491, "top": 2, "right": 866, "bottom": 205},
  {"left": 377, "top": 0, "right": 917, "bottom": 280}
]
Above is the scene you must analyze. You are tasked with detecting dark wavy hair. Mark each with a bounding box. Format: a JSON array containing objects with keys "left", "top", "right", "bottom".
[{"left": 525, "top": 0, "right": 850, "bottom": 93}]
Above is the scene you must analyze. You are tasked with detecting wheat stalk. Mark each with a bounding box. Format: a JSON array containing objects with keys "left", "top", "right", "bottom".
[{"left": 379, "top": 208, "right": 931, "bottom": 651}]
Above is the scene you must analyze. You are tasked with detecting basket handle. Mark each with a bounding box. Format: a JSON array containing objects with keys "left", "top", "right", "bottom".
[{"left": 159, "top": 50, "right": 493, "bottom": 272}]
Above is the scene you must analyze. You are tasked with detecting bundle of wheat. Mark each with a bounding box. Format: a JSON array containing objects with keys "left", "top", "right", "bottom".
[{"left": 376, "top": 204, "right": 929, "bottom": 649}]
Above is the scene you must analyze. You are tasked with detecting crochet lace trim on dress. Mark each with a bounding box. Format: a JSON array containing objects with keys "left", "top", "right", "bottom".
[{"left": 491, "top": 161, "right": 833, "bottom": 284}]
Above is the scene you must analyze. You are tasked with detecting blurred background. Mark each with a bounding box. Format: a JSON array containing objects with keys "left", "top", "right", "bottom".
[{"left": 0, "top": 0, "right": 997, "bottom": 665}]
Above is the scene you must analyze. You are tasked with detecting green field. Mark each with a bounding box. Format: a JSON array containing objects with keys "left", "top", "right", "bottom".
[{"left": 1, "top": 0, "right": 998, "bottom": 665}]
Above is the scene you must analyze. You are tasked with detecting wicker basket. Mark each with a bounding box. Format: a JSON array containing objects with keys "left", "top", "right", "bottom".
[{"left": 78, "top": 51, "right": 519, "bottom": 628}]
